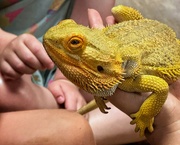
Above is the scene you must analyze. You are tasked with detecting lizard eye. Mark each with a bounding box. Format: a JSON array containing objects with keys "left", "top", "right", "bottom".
[
  {"left": 70, "top": 39, "right": 80, "bottom": 45},
  {"left": 68, "top": 36, "right": 84, "bottom": 52}
]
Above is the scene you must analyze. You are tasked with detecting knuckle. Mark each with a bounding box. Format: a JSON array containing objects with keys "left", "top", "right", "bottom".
[
  {"left": 15, "top": 61, "right": 26, "bottom": 70},
  {"left": 24, "top": 54, "right": 35, "bottom": 63},
  {"left": 9, "top": 34, "right": 34, "bottom": 49},
  {"left": 19, "top": 34, "right": 41, "bottom": 51},
  {"left": 0, "top": 61, "right": 9, "bottom": 74},
  {"left": 1, "top": 67, "right": 19, "bottom": 79},
  {"left": 32, "top": 45, "right": 42, "bottom": 55},
  {"left": 19, "top": 33, "right": 34, "bottom": 40},
  {"left": 30, "top": 41, "right": 43, "bottom": 55},
  {"left": 9, "top": 39, "right": 19, "bottom": 49}
]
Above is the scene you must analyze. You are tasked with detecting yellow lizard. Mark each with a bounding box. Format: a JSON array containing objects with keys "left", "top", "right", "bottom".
[{"left": 43, "top": 5, "right": 180, "bottom": 136}]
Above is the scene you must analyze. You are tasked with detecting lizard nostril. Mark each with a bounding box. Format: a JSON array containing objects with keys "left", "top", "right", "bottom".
[{"left": 97, "top": 65, "right": 104, "bottom": 72}]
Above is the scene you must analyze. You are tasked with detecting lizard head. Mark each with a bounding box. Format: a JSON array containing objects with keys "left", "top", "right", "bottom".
[{"left": 43, "top": 19, "right": 124, "bottom": 96}]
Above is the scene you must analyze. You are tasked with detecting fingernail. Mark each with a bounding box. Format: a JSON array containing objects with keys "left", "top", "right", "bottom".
[{"left": 57, "top": 96, "right": 65, "bottom": 104}]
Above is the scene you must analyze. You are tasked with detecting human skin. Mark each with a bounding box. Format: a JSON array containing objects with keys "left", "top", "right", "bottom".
[
  {"left": 0, "top": 1, "right": 104, "bottom": 145},
  {"left": 0, "top": 0, "right": 115, "bottom": 111},
  {"left": 0, "top": 109, "right": 96, "bottom": 145},
  {"left": 109, "top": 81, "right": 180, "bottom": 145}
]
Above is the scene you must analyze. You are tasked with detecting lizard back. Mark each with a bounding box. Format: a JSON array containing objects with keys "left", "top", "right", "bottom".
[{"left": 104, "top": 19, "right": 180, "bottom": 82}]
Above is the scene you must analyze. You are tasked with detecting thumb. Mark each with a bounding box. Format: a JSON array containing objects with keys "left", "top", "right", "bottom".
[
  {"left": 47, "top": 81, "right": 65, "bottom": 104},
  {"left": 88, "top": 9, "right": 104, "bottom": 28}
]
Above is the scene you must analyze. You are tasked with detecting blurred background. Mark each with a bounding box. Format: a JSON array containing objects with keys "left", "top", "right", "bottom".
[{"left": 115, "top": 0, "right": 180, "bottom": 37}]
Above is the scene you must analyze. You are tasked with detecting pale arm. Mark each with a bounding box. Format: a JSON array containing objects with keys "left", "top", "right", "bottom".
[{"left": 0, "top": 109, "right": 95, "bottom": 145}]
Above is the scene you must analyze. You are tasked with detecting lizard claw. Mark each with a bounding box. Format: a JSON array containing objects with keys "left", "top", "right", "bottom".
[
  {"left": 94, "top": 96, "right": 110, "bottom": 114},
  {"left": 130, "top": 112, "right": 154, "bottom": 137}
]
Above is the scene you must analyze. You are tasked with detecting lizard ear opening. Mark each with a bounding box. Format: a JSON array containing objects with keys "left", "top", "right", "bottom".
[{"left": 97, "top": 65, "right": 104, "bottom": 72}]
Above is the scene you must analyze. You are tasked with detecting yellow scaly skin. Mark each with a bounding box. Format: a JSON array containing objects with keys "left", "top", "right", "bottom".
[{"left": 43, "top": 5, "right": 180, "bottom": 136}]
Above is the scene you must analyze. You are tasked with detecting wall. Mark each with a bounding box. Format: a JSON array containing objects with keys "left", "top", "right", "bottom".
[{"left": 115, "top": 0, "right": 180, "bottom": 37}]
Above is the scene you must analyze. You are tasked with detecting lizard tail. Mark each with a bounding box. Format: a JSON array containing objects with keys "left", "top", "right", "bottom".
[{"left": 77, "top": 99, "right": 98, "bottom": 115}]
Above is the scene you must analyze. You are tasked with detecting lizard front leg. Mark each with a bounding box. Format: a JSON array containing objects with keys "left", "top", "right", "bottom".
[
  {"left": 94, "top": 96, "right": 110, "bottom": 113},
  {"left": 111, "top": 5, "right": 144, "bottom": 22},
  {"left": 118, "top": 75, "right": 168, "bottom": 136}
]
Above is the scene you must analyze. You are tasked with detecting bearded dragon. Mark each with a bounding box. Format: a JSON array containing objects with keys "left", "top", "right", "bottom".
[{"left": 43, "top": 5, "right": 180, "bottom": 136}]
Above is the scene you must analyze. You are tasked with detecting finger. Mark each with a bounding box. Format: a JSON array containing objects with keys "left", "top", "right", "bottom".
[
  {"left": 4, "top": 51, "right": 35, "bottom": 75},
  {"left": 15, "top": 34, "right": 54, "bottom": 70},
  {"left": 14, "top": 44, "right": 44, "bottom": 70},
  {"left": 65, "top": 92, "right": 86, "bottom": 111},
  {"left": 88, "top": 9, "right": 104, "bottom": 28},
  {"left": 0, "top": 60, "right": 21, "bottom": 80},
  {"left": 8, "top": 34, "right": 45, "bottom": 71},
  {"left": 106, "top": 16, "right": 116, "bottom": 25},
  {"left": 24, "top": 36, "right": 54, "bottom": 69},
  {"left": 47, "top": 81, "right": 65, "bottom": 104},
  {"left": 49, "top": 79, "right": 83, "bottom": 111},
  {"left": 65, "top": 96, "right": 77, "bottom": 111},
  {"left": 62, "top": 81, "right": 82, "bottom": 110}
]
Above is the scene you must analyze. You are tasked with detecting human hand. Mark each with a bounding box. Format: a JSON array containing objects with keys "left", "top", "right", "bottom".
[
  {"left": 0, "top": 34, "right": 54, "bottom": 80},
  {"left": 47, "top": 70, "right": 87, "bottom": 111},
  {"left": 147, "top": 81, "right": 180, "bottom": 144},
  {"left": 108, "top": 81, "right": 180, "bottom": 145},
  {"left": 88, "top": 8, "right": 115, "bottom": 28}
]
